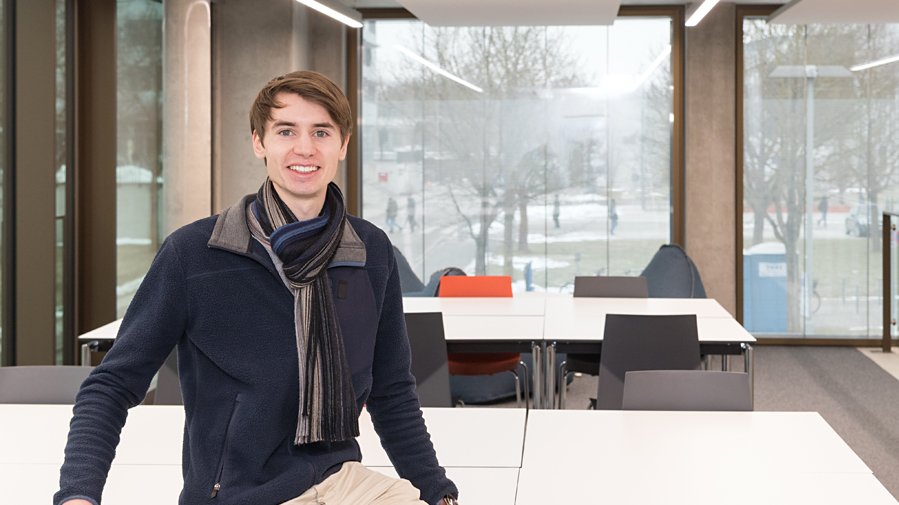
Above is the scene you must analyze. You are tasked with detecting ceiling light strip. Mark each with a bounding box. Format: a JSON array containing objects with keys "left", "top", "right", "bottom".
[
  {"left": 685, "top": 0, "right": 720, "bottom": 27},
  {"left": 850, "top": 53, "right": 899, "bottom": 72},
  {"left": 394, "top": 45, "right": 484, "bottom": 93},
  {"left": 294, "top": 0, "right": 363, "bottom": 29}
]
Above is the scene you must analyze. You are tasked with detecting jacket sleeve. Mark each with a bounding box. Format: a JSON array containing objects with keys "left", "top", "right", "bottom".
[
  {"left": 54, "top": 236, "right": 189, "bottom": 505},
  {"left": 364, "top": 242, "right": 458, "bottom": 505}
]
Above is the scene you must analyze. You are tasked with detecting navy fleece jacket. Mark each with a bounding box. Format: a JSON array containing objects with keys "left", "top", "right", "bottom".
[{"left": 54, "top": 196, "right": 457, "bottom": 505}]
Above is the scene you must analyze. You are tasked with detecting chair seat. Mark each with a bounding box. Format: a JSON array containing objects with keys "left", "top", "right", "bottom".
[
  {"left": 448, "top": 352, "right": 521, "bottom": 376},
  {"left": 565, "top": 353, "right": 600, "bottom": 375}
]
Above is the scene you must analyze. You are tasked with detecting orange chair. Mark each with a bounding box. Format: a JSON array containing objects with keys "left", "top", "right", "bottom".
[{"left": 439, "top": 275, "right": 528, "bottom": 407}]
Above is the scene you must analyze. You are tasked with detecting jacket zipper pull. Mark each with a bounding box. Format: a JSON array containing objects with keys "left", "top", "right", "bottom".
[{"left": 210, "top": 482, "right": 221, "bottom": 498}]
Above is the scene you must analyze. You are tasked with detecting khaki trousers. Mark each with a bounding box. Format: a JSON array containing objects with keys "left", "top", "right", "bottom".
[{"left": 280, "top": 462, "right": 429, "bottom": 505}]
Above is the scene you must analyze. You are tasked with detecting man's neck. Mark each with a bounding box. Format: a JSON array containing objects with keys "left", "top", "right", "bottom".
[{"left": 287, "top": 197, "right": 326, "bottom": 221}]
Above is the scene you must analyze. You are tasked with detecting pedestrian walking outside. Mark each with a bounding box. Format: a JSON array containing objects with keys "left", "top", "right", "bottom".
[
  {"left": 407, "top": 196, "right": 418, "bottom": 232},
  {"left": 817, "top": 195, "right": 829, "bottom": 227},
  {"left": 610, "top": 198, "right": 619, "bottom": 236},
  {"left": 552, "top": 194, "right": 561, "bottom": 229},
  {"left": 386, "top": 196, "right": 400, "bottom": 233}
]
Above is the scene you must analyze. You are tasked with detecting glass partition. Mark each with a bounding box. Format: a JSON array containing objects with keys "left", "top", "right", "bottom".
[
  {"left": 361, "top": 17, "right": 675, "bottom": 292},
  {"left": 116, "top": 0, "right": 163, "bottom": 316},
  {"left": 742, "top": 20, "right": 899, "bottom": 338},
  {"left": 0, "top": 0, "right": 6, "bottom": 363}
]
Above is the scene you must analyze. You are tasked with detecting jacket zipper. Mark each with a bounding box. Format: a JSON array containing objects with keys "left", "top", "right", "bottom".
[{"left": 210, "top": 395, "right": 241, "bottom": 498}]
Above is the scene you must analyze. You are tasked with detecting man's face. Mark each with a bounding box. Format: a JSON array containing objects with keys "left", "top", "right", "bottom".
[{"left": 252, "top": 93, "right": 349, "bottom": 218}]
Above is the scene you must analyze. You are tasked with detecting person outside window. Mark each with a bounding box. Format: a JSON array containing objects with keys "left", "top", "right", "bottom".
[
  {"left": 407, "top": 196, "right": 418, "bottom": 232},
  {"left": 55, "top": 71, "right": 460, "bottom": 505},
  {"left": 817, "top": 195, "right": 829, "bottom": 227},
  {"left": 386, "top": 196, "right": 400, "bottom": 233}
]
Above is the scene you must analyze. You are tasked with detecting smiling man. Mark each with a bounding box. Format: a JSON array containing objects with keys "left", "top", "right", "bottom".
[{"left": 55, "top": 71, "right": 459, "bottom": 505}]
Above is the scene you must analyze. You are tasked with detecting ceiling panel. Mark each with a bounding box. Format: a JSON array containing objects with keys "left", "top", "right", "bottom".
[
  {"left": 391, "top": 0, "right": 621, "bottom": 26},
  {"left": 770, "top": 0, "right": 899, "bottom": 24}
]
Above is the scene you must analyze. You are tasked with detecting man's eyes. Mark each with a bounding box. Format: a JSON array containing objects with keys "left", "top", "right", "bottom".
[
  {"left": 277, "top": 129, "right": 294, "bottom": 136},
  {"left": 312, "top": 130, "right": 330, "bottom": 138}
]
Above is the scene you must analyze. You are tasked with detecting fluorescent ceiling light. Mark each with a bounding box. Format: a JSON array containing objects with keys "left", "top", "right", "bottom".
[
  {"left": 685, "top": 0, "right": 720, "bottom": 27},
  {"left": 393, "top": 45, "right": 484, "bottom": 93},
  {"left": 294, "top": 0, "right": 362, "bottom": 29},
  {"left": 633, "top": 44, "right": 672, "bottom": 89},
  {"left": 851, "top": 53, "right": 899, "bottom": 72}
]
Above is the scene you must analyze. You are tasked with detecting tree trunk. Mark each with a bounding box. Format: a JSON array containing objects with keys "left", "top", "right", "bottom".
[{"left": 517, "top": 197, "right": 530, "bottom": 253}]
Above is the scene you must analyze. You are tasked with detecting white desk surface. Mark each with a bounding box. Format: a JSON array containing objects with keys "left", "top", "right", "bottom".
[
  {"left": 403, "top": 296, "right": 545, "bottom": 316},
  {"left": 516, "top": 468, "right": 897, "bottom": 505},
  {"left": 0, "top": 404, "right": 185, "bottom": 465},
  {"left": 1, "top": 405, "right": 525, "bottom": 469},
  {"left": 544, "top": 314, "right": 755, "bottom": 344},
  {"left": 359, "top": 407, "right": 526, "bottom": 468},
  {"left": 442, "top": 314, "right": 544, "bottom": 341},
  {"left": 522, "top": 410, "right": 871, "bottom": 476},
  {"left": 0, "top": 463, "right": 184, "bottom": 503},
  {"left": 77, "top": 319, "right": 121, "bottom": 341},
  {"left": 545, "top": 296, "right": 733, "bottom": 319}
]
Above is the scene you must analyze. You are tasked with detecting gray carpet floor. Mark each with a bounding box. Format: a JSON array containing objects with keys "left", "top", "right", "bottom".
[{"left": 490, "top": 346, "right": 899, "bottom": 499}]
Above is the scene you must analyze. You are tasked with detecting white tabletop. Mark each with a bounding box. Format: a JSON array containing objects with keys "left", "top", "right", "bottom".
[
  {"left": 545, "top": 295, "right": 733, "bottom": 319},
  {"left": 0, "top": 404, "right": 185, "bottom": 465},
  {"left": 0, "top": 404, "right": 525, "bottom": 468},
  {"left": 403, "top": 296, "right": 546, "bottom": 316},
  {"left": 358, "top": 407, "right": 526, "bottom": 468},
  {"left": 522, "top": 410, "right": 871, "bottom": 476},
  {"left": 442, "top": 315, "right": 544, "bottom": 341},
  {"left": 77, "top": 319, "right": 121, "bottom": 341},
  {"left": 544, "top": 313, "right": 755, "bottom": 344},
  {"left": 516, "top": 467, "right": 897, "bottom": 505},
  {"left": 0, "top": 463, "right": 184, "bottom": 503}
]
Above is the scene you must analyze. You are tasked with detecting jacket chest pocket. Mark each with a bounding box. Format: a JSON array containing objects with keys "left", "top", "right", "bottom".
[{"left": 329, "top": 268, "right": 378, "bottom": 374}]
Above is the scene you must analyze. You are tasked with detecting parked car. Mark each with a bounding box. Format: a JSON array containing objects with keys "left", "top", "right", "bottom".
[{"left": 845, "top": 203, "right": 880, "bottom": 237}]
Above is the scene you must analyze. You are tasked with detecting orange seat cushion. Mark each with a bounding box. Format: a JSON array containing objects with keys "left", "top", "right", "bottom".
[
  {"left": 438, "top": 276, "right": 513, "bottom": 297},
  {"left": 448, "top": 352, "right": 521, "bottom": 376}
]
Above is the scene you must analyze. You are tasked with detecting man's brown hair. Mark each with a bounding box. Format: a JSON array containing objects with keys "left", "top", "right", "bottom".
[{"left": 250, "top": 70, "right": 353, "bottom": 144}]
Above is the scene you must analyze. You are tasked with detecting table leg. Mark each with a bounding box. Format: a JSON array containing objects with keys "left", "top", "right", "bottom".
[
  {"left": 742, "top": 343, "right": 754, "bottom": 409},
  {"left": 545, "top": 343, "right": 556, "bottom": 410},
  {"left": 721, "top": 354, "right": 729, "bottom": 371},
  {"left": 80, "top": 341, "right": 99, "bottom": 367},
  {"left": 531, "top": 343, "right": 543, "bottom": 410}
]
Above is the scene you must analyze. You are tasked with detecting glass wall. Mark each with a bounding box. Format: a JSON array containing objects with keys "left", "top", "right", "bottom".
[
  {"left": 116, "top": 0, "right": 163, "bottom": 316},
  {"left": 361, "top": 18, "right": 674, "bottom": 292},
  {"left": 742, "top": 20, "right": 899, "bottom": 337},
  {"left": 54, "top": 0, "right": 68, "bottom": 362},
  {"left": 0, "top": 0, "right": 6, "bottom": 363}
]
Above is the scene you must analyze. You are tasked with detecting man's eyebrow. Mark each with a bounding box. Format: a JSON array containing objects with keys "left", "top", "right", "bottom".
[{"left": 270, "top": 120, "right": 336, "bottom": 130}]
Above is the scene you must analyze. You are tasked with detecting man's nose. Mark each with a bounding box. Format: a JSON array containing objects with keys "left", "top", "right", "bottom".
[{"left": 292, "top": 134, "right": 315, "bottom": 155}]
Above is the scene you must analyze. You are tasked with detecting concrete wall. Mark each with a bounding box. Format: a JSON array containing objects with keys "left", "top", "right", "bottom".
[{"left": 684, "top": 3, "right": 738, "bottom": 315}]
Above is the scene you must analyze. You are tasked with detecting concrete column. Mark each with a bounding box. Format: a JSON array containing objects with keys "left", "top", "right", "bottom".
[{"left": 684, "top": 3, "right": 737, "bottom": 315}]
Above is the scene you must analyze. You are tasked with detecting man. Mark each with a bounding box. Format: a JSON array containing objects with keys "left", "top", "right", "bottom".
[{"left": 56, "top": 71, "right": 459, "bottom": 505}]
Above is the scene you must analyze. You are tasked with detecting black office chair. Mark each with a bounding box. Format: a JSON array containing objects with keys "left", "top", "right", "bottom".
[
  {"left": 622, "top": 370, "right": 752, "bottom": 411},
  {"left": 559, "top": 276, "right": 649, "bottom": 408},
  {"left": 0, "top": 366, "right": 94, "bottom": 404},
  {"left": 404, "top": 312, "right": 453, "bottom": 407},
  {"left": 597, "top": 314, "right": 701, "bottom": 410}
]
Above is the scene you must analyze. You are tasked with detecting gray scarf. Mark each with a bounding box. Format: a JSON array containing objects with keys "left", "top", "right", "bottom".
[{"left": 247, "top": 180, "right": 359, "bottom": 444}]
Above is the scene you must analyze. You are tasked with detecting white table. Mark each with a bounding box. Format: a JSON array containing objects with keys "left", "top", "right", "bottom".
[
  {"left": 516, "top": 410, "right": 896, "bottom": 505},
  {"left": 0, "top": 405, "right": 525, "bottom": 503}
]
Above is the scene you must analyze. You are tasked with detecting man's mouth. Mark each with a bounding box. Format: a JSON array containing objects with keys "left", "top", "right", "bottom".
[{"left": 287, "top": 164, "right": 319, "bottom": 174}]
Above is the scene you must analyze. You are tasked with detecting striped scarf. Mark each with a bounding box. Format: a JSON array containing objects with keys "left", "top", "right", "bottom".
[{"left": 247, "top": 179, "right": 358, "bottom": 444}]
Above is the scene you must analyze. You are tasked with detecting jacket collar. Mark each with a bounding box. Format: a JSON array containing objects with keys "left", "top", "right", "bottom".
[{"left": 208, "top": 194, "right": 367, "bottom": 268}]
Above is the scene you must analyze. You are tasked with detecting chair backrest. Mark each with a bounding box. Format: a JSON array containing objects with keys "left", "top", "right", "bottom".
[
  {"left": 0, "top": 366, "right": 94, "bottom": 404},
  {"left": 573, "top": 276, "right": 649, "bottom": 298},
  {"left": 640, "top": 244, "right": 707, "bottom": 298},
  {"left": 438, "top": 275, "right": 513, "bottom": 297},
  {"left": 393, "top": 246, "right": 426, "bottom": 294},
  {"left": 597, "top": 314, "right": 701, "bottom": 410},
  {"left": 622, "top": 370, "right": 752, "bottom": 411},
  {"left": 404, "top": 312, "right": 453, "bottom": 407}
]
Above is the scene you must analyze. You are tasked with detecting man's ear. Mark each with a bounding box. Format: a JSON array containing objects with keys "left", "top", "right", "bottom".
[
  {"left": 338, "top": 133, "right": 351, "bottom": 161},
  {"left": 252, "top": 130, "right": 266, "bottom": 160}
]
